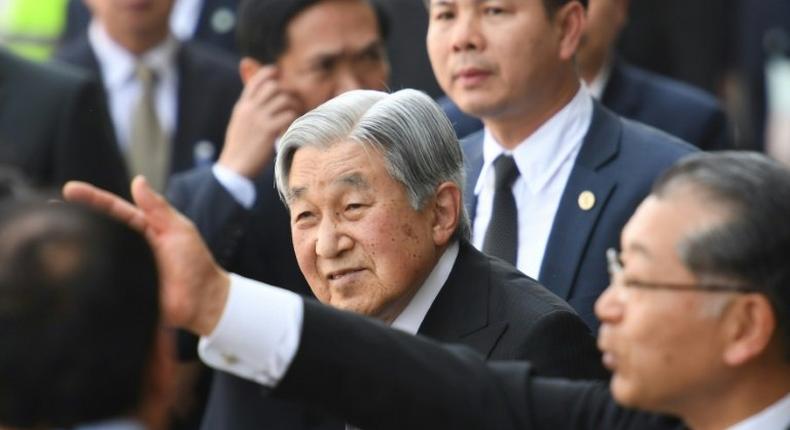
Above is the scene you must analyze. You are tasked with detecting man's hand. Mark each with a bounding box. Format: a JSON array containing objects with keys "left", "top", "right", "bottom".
[
  {"left": 63, "top": 177, "right": 230, "bottom": 336},
  {"left": 218, "top": 66, "right": 302, "bottom": 179}
]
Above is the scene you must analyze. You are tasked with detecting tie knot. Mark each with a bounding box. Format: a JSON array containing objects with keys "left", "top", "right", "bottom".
[
  {"left": 135, "top": 63, "right": 157, "bottom": 85},
  {"left": 492, "top": 155, "right": 519, "bottom": 189}
]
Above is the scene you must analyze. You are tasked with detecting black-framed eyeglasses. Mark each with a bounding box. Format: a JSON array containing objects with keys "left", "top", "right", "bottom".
[{"left": 606, "top": 248, "right": 758, "bottom": 294}]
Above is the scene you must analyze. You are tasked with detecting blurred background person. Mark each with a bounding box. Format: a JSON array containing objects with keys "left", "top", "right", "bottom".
[
  {"left": 61, "top": 0, "right": 241, "bottom": 55},
  {"left": 54, "top": 0, "right": 242, "bottom": 192}
]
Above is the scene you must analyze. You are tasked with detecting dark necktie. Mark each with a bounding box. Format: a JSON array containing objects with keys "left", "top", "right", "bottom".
[{"left": 482, "top": 154, "right": 520, "bottom": 265}]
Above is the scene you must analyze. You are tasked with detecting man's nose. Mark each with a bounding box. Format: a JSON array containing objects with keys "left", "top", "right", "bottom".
[
  {"left": 595, "top": 283, "right": 626, "bottom": 325},
  {"left": 315, "top": 217, "right": 353, "bottom": 258},
  {"left": 451, "top": 13, "right": 485, "bottom": 53},
  {"left": 335, "top": 68, "right": 365, "bottom": 95}
]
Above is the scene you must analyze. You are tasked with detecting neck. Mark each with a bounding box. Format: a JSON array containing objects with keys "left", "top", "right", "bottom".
[
  {"left": 483, "top": 78, "right": 580, "bottom": 150},
  {"left": 681, "top": 363, "right": 790, "bottom": 430},
  {"left": 106, "top": 28, "right": 169, "bottom": 56},
  {"left": 580, "top": 50, "right": 612, "bottom": 85}
]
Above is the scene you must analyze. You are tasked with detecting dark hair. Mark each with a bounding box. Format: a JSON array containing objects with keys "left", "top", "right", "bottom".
[
  {"left": 543, "top": 0, "right": 587, "bottom": 16},
  {"left": 0, "top": 201, "right": 160, "bottom": 427},
  {"left": 652, "top": 151, "right": 790, "bottom": 358},
  {"left": 236, "top": 0, "right": 390, "bottom": 64},
  {"left": 421, "top": 0, "right": 586, "bottom": 17}
]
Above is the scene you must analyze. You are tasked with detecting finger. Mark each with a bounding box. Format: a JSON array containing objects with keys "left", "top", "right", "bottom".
[
  {"left": 243, "top": 65, "right": 278, "bottom": 98},
  {"left": 247, "top": 79, "right": 284, "bottom": 108},
  {"left": 260, "top": 92, "right": 302, "bottom": 118},
  {"left": 130, "top": 176, "right": 183, "bottom": 234},
  {"left": 63, "top": 181, "right": 148, "bottom": 232},
  {"left": 268, "top": 108, "right": 300, "bottom": 136}
]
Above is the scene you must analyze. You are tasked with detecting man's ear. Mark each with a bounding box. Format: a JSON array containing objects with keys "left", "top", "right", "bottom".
[
  {"left": 555, "top": 1, "right": 586, "bottom": 61},
  {"left": 722, "top": 295, "right": 777, "bottom": 366},
  {"left": 239, "top": 57, "right": 263, "bottom": 85},
  {"left": 431, "top": 182, "right": 462, "bottom": 247}
]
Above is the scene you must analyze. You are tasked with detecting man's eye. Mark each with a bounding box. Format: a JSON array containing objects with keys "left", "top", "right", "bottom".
[
  {"left": 483, "top": 6, "right": 505, "bottom": 15},
  {"left": 346, "top": 203, "right": 364, "bottom": 211},
  {"left": 295, "top": 211, "right": 315, "bottom": 222},
  {"left": 432, "top": 10, "right": 455, "bottom": 20}
]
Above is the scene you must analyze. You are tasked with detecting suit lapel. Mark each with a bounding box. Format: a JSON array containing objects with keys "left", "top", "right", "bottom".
[
  {"left": 538, "top": 103, "right": 620, "bottom": 300},
  {"left": 172, "top": 45, "right": 195, "bottom": 172},
  {"left": 418, "top": 241, "right": 507, "bottom": 359},
  {"left": 461, "top": 131, "right": 484, "bottom": 222}
]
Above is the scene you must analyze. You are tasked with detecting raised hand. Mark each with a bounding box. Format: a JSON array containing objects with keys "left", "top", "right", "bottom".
[
  {"left": 63, "top": 176, "right": 230, "bottom": 336},
  {"left": 218, "top": 66, "right": 302, "bottom": 178}
]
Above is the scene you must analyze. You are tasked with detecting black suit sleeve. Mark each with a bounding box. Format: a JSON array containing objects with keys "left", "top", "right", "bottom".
[
  {"left": 274, "top": 301, "right": 683, "bottom": 430},
  {"left": 53, "top": 74, "right": 129, "bottom": 198},
  {"left": 167, "top": 167, "right": 251, "bottom": 267},
  {"left": 520, "top": 309, "right": 608, "bottom": 380}
]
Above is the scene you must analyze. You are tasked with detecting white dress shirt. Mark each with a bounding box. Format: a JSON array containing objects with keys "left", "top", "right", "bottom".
[
  {"left": 471, "top": 87, "right": 593, "bottom": 279},
  {"left": 199, "top": 242, "right": 460, "bottom": 385},
  {"left": 728, "top": 392, "right": 790, "bottom": 430},
  {"left": 88, "top": 22, "right": 179, "bottom": 153},
  {"left": 170, "top": 0, "right": 204, "bottom": 41}
]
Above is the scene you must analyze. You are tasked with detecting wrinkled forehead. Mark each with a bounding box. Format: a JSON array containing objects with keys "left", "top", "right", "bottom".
[{"left": 285, "top": 140, "right": 391, "bottom": 199}]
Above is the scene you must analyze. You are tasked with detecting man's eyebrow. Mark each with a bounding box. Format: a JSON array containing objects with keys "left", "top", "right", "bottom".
[
  {"left": 285, "top": 174, "right": 369, "bottom": 203},
  {"left": 285, "top": 186, "right": 307, "bottom": 204},
  {"left": 623, "top": 242, "right": 653, "bottom": 261},
  {"left": 336, "top": 173, "right": 370, "bottom": 189}
]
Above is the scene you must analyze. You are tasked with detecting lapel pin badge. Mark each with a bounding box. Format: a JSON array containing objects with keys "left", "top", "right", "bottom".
[{"left": 578, "top": 190, "right": 596, "bottom": 211}]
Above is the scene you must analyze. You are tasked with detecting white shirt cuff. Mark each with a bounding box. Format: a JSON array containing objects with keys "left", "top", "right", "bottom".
[
  {"left": 212, "top": 164, "right": 257, "bottom": 209},
  {"left": 198, "top": 274, "right": 304, "bottom": 387}
]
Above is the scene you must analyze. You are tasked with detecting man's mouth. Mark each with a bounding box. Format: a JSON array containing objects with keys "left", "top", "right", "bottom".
[
  {"left": 453, "top": 67, "right": 493, "bottom": 86},
  {"left": 327, "top": 268, "right": 365, "bottom": 281}
]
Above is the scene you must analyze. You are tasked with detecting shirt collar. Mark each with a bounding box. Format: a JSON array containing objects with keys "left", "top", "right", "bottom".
[
  {"left": 88, "top": 20, "right": 179, "bottom": 90},
  {"left": 475, "top": 86, "right": 593, "bottom": 195},
  {"left": 390, "top": 241, "right": 460, "bottom": 335},
  {"left": 727, "top": 392, "right": 790, "bottom": 430}
]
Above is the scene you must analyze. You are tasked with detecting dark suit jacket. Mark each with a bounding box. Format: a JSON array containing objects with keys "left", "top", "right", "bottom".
[
  {"left": 463, "top": 102, "right": 696, "bottom": 330},
  {"left": 60, "top": 0, "right": 241, "bottom": 55},
  {"left": 54, "top": 36, "right": 242, "bottom": 182},
  {"left": 193, "top": 240, "right": 606, "bottom": 429},
  {"left": 0, "top": 48, "right": 128, "bottom": 196},
  {"left": 271, "top": 300, "right": 684, "bottom": 430},
  {"left": 602, "top": 60, "right": 731, "bottom": 150},
  {"left": 440, "top": 61, "right": 730, "bottom": 150}
]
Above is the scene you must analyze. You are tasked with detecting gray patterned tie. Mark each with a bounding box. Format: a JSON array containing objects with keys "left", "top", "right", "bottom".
[
  {"left": 482, "top": 154, "right": 520, "bottom": 265},
  {"left": 129, "top": 63, "right": 170, "bottom": 191}
]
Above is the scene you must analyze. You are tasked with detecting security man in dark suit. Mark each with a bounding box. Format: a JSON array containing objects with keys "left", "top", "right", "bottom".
[
  {"left": 440, "top": 0, "right": 731, "bottom": 151},
  {"left": 428, "top": 0, "right": 695, "bottom": 331}
]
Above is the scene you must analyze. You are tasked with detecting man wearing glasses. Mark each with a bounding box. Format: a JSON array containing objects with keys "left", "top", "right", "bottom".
[{"left": 65, "top": 150, "right": 790, "bottom": 428}]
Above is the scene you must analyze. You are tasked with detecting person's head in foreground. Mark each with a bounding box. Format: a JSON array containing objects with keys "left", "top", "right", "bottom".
[
  {"left": 274, "top": 88, "right": 470, "bottom": 322},
  {"left": 0, "top": 200, "right": 174, "bottom": 429},
  {"left": 596, "top": 151, "right": 790, "bottom": 429}
]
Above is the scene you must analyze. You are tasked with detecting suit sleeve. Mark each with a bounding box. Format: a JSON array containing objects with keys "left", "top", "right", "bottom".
[
  {"left": 519, "top": 309, "right": 609, "bottom": 380},
  {"left": 53, "top": 73, "right": 130, "bottom": 199},
  {"left": 167, "top": 167, "right": 252, "bottom": 268},
  {"left": 274, "top": 301, "right": 683, "bottom": 430}
]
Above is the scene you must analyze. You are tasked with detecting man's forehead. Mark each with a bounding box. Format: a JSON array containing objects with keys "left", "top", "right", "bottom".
[{"left": 286, "top": 143, "right": 386, "bottom": 199}]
